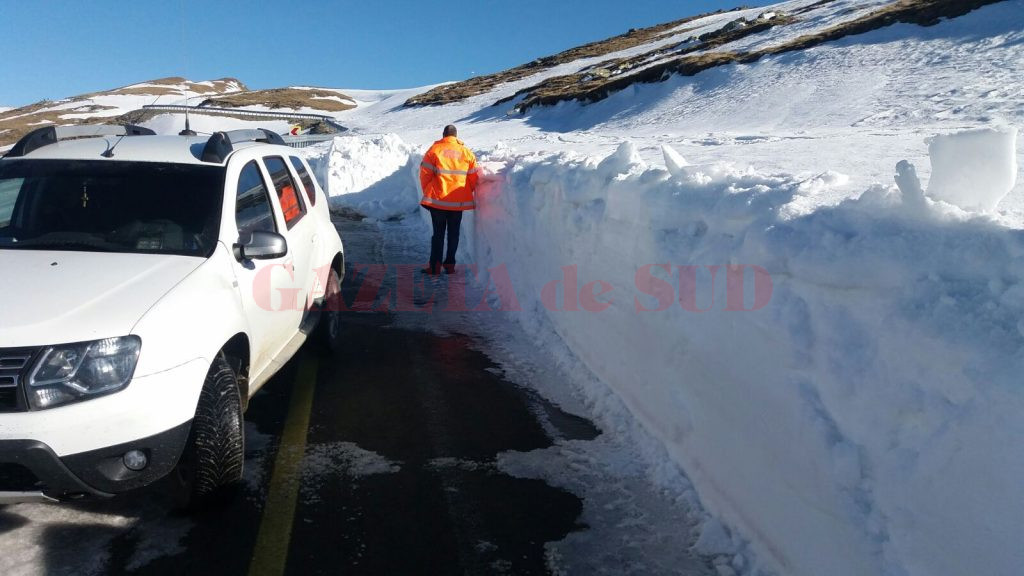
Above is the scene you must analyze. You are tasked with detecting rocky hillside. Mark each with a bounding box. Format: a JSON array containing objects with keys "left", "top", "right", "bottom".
[{"left": 404, "top": 0, "right": 1005, "bottom": 113}]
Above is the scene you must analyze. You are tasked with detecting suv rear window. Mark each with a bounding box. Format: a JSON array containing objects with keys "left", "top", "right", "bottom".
[
  {"left": 0, "top": 159, "right": 223, "bottom": 257},
  {"left": 289, "top": 156, "right": 317, "bottom": 206},
  {"left": 264, "top": 156, "right": 306, "bottom": 228}
]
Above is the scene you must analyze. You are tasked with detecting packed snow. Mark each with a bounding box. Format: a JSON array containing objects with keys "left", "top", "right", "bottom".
[{"left": 301, "top": 1, "right": 1024, "bottom": 574}]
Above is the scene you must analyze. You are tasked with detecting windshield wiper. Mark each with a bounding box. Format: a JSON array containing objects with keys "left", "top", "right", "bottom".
[{"left": 7, "top": 233, "right": 118, "bottom": 252}]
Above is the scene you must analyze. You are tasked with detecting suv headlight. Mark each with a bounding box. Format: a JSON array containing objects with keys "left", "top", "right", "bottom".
[{"left": 27, "top": 336, "right": 141, "bottom": 409}]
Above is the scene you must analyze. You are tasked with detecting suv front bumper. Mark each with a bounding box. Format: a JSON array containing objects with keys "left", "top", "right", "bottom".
[
  {"left": 0, "top": 419, "right": 192, "bottom": 500},
  {"left": 0, "top": 357, "right": 210, "bottom": 499}
]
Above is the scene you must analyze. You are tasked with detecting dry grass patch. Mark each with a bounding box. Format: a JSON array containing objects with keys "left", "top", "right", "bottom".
[
  {"left": 80, "top": 77, "right": 246, "bottom": 99},
  {"left": 202, "top": 87, "right": 356, "bottom": 112},
  {"left": 105, "top": 86, "right": 183, "bottom": 97},
  {"left": 500, "top": 12, "right": 793, "bottom": 111},
  {"left": 404, "top": 7, "right": 747, "bottom": 107},
  {"left": 0, "top": 102, "right": 118, "bottom": 148}
]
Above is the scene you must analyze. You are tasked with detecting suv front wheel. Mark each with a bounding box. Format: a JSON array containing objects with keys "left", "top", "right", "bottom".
[{"left": 171, "top": 354, "right": 245, "bottom": 508}]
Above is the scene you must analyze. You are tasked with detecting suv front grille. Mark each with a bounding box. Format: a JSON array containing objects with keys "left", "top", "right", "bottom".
[{"left": 0, "top": 348, "right": 37, "bottom": 412}]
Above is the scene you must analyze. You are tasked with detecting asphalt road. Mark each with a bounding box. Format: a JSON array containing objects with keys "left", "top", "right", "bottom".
[{"left": 0, "top": 216, "right": 601, "bottom": 576}]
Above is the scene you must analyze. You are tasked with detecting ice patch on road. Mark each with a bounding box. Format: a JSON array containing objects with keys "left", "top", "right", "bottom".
[
  {"left": 498, "top": 436, "right": 718, "bottom": 576},
  {"left": 0, "top": 505, "right": 129, "bottom": 576},
  {"left": 427, "top": 457, "right": 493, "bottom": 473},
  {"left": 243, "top": 420, "right": 275, "bottom": 500},
  {"left": 306, "top": 441, "right": 401, "bottom": 477},
  {"left": 0, "top": 498, "right": 191, "bottom": 576},
  {"left": 123, "top": 514, "right": 191, "bottom": 571},
  {"left": 300, "top": 441, "right": 401, "bottom": 500}
]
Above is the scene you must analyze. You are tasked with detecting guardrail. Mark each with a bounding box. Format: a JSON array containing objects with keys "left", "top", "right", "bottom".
[
  {"left": 141, "top": 104, "right": 348, "bottom": 133},
  {"left": 281, "top": 134, "right": 338, "bottom": 148}
]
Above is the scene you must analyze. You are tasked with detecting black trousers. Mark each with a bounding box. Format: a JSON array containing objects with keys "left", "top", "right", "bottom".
[{"left": 426, "top": 206, "right": 463, "bottom": 269}]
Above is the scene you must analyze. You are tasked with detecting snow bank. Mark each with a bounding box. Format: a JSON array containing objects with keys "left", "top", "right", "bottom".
[
  {"left": 469, "top": 140, "right": 1024, "bottom": 576},
  {"left": 304, "top": 133, "right": 422, "bottom": 221},
  {"left": 926, "top": 127, "right": 1019, "bottom": 212},
  {"left": 321, "top": 130, "right": 1024, "bottom": 576}
]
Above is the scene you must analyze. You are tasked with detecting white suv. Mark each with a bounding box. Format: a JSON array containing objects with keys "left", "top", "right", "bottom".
[{"left": 0, "top": 125, "right": 344, "bottom": 505}]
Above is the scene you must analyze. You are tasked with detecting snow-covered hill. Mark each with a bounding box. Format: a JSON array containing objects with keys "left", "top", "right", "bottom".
[
  {"left": 0, "top": 78, "right": 353, "bottom": 149},
  {"left": 0, "top": 77, "right": 246, "bottom": 146}
]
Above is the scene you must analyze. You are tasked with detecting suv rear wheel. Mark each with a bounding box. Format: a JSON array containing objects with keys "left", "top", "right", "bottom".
[
  {"left": 171, "top": 354, "right": 244, "bottom": 508},
  {"left": 315, "top": 267, "right": 343, "bottom": 355}
]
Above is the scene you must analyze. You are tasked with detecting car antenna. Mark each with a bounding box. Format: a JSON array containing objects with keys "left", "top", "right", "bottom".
[
  {"left": 101, "top": 134, "right": 126, "bottom": 158},
  {"left": 103, "top": 92, "right": 160, "bottom": 158},
  {"left": 177, "top": 0, "right": 197, "bottom": 137},
  {"left": 180, "top": 98, "right": 197, "bottom": 136}
]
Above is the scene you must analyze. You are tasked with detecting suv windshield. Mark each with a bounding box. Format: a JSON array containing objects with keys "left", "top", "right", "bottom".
[{"left": 0, "top": 159, "right": 224, "bottom": 257}]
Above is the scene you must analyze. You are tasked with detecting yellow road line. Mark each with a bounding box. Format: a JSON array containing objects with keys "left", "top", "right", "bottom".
[{"left": 248, "top": 354, "right": 319, "bottom": 576}]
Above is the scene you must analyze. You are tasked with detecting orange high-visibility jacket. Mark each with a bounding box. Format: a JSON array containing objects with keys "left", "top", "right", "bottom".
[
  {"left": 419, "top": 136, "right": 479, "bottom": 211},
  {"left": 279, "top": 184, "right": 301, "bottom": 223}
]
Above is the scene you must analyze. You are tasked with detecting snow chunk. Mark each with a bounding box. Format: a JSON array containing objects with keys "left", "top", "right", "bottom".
[
  {"left": 662, "top": 144, "right": 689, "bottom": 177},
  {"left": 797, "top": 170, "right": 849, "bottom": 196},
  {"left": 597, "top": 141, "right": 644, "bottom": 177},
  {"left": 926, "top": 126, "right": 1019, "bottom": 212},
  {"left": 894, "top": 159, "right": 928, "bottom": 211},
  {"left": 693, "top": 519, "right": 734, "bottom": 556},
  {"left": 322, "top": 133, "right": 416, "bottom": 196}
]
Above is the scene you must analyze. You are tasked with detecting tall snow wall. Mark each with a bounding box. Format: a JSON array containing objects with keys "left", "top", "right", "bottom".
[
  {"left": 310, "top": 132, "right": 1024, "bottom": 576},
  {"left": 468, "top": 142, "right": 1024, "bottom": 576}
]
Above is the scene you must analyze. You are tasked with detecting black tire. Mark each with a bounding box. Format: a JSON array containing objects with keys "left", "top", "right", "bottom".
[
  {"left": 315, "top": 266, "right": 343, "bottom": 356},
  {"left": 170, "top": 354, "right": 244, "bottom": 509}
]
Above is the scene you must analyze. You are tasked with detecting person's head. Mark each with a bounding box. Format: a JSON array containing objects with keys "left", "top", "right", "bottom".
[{"left": 443, "top": 124, "right": 458, "bottom": 138}]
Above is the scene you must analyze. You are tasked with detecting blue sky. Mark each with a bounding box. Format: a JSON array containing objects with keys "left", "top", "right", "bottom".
[{"left": 1, "top": 0, "right": 770, "bottom": 107}]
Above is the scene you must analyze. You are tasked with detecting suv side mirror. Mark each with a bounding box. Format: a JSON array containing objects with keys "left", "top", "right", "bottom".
[{"left": 234, "top": 230, "right": 287, "bottom": 261}]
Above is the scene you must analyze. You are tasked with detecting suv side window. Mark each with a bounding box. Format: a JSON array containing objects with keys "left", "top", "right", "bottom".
[
  {"left": 0, "top": 178, "right": 23, "bottom": 227},
  {"left": 265, "top": 156, "right": 306, "bottom": 229},
  {"left": 289, "top": 156, "right": 317, "bottom": 206},
  {"left": 236, "top": 161, "right": 277, "bottom": 235}
]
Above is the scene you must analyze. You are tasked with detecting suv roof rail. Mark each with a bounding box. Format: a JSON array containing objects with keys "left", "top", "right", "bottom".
[
  {"left": 200, "top": 129, "right": 286, "bottom": 164},
  {"left": 4, "top": 124, "right": 156, "bottom": 158}
]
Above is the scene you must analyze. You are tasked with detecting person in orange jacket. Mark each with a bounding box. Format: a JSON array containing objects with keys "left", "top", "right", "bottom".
[{"left": 419, "top": 124, "right": 479, "bottom": 275}]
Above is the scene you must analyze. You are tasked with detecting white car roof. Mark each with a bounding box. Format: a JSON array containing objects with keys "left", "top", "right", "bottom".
[
  {"left": 4, "top": 129, "right": 291, "bottom": 165},
  {"left": 15, "top": 135, "right": 212, "bottom": 164}
]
